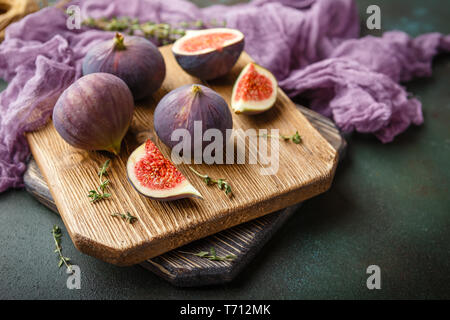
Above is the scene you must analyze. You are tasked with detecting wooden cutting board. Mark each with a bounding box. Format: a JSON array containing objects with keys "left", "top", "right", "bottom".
[
  {"left": 25, "top": 105, "right": 346, "bottom": 286},
  {"left": 26, "top": 46, "right": 338, "bottom": 266}
]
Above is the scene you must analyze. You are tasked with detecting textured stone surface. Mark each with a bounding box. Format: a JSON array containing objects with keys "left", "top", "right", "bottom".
[{"left": 0, "top": 0, "right": 449, "bottom": 299}]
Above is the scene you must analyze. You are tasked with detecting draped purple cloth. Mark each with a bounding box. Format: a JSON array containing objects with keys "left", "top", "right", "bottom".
[{"left": 0, "top": 0, "right": 449, "bottom": 192}]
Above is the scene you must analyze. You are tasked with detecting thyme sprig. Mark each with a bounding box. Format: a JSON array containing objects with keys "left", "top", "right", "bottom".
[
  {"left": 51, "top": 225, "right": 73, "bottom": 273},
  {"left": 111, "top": 212, "right": 138, "bottom": 224},
  {"left": 88, "top": 160, "right": 112, "bottom": 203},
  {"left": 179, "top": 247, "right": 236, "bottom": 262},
  {"left": 189, "top": 167, "right": 232, "bottom": 196},
  {"left": 82, "top": 16, "right": 226, "bottom": 46},
  {"left": 258, "top": 131, "right": 302, "bottom": 144}
]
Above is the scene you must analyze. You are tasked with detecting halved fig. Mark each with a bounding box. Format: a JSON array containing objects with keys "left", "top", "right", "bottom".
[
  {"left": 127, "top": 139, "right": 202, "bottom": 201},
  {"left": 172, "top": 28, "right": 244, "bottom": 80},
  {"left": 231, "top": 62, "right": 278, "bottom": 115}
]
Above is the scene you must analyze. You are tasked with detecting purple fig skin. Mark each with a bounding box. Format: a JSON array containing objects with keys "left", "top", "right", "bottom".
[
  {"left": 173, "top": 38, "right": 244, "bottom": 80},
  {"left": 82, "top": 33, "right": 166, "bottom": 100},
  {"left": 153, "top": 84, "right": 233, "bottom": 153},
  {"left": 52, "top": 73, "right": 134, "bottom": 155}
]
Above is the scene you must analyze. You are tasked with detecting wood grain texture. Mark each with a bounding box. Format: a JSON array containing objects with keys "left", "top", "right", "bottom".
[
  {"left": 26, "top": 46, "right": 338, "bottom": 266},
  {"left": 25, "top": 105, "right": 345, "bottom": 286}
]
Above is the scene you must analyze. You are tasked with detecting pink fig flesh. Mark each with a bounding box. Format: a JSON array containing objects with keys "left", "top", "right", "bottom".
[
  {"left": 127, "top": 139, "right": 202, "bottom": 201},
  {"left": 231, "top": 63, "right": 278, "bottom": 115},
  {"left": 172, "top": 28, "right": 244, "bottom": 80}
]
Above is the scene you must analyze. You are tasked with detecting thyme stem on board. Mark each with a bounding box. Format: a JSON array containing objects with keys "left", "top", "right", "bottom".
[
  {"left": 111, "top": 212, "right": 138, "bottom": 225},
  {"left": 189, "top": 167, "right": 232, "bottom": 196},
  {"left": 51, "top": 225, "right": 73, "bottom": 273},
  {"left": 88, "top": 159, "right": 112, "bottom": 203},
  {"left": 179, "top": 247, "right": 236, "bottom": 262},
  {"left": 257, "top": 131, "right": 302, "bottom": 144}
]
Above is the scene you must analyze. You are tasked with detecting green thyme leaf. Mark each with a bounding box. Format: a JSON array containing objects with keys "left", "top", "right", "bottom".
[
  {"left": 179, "top": 247, "right": 236, "bottom": 262},
  {"left": 290, "top": 131, "right": 302, "bottom": 144},
  {"left": 204, "top": 176, "right": 212, "bottom": 185},
  {"left": 258, "top": 131, "right": 303, "bottom": 144},
  {"left": 98, "top": 159, "right": 110, "bottom": 178},
  {"left": 195, "top": 251, "right": 209, "bottom": 258},
  {"left": 224, "top": 184, "right": 232, "bottom": 195},
  {"left": 99, "top": 179, "right": 110, "bottom": 192}
]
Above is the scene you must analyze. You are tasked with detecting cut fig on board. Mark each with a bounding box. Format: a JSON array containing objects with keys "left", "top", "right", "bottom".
[
  {"left": 172, "top": 28, "right": 244, "bottom": 80},
  {"left": 127, "top": 139, "right": 202, "bottom": 201},
  {"left": 231, "top": 62, "right": 278, "bottom": 115}
]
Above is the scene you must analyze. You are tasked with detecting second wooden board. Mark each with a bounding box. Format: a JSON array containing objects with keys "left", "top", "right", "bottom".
[{"left": 26, "top": 46, "right": 338, "bottom": 266}]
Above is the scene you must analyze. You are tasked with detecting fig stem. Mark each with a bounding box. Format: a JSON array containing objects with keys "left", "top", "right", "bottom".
[
  {"left": 191, "top": 85, "right": 202, "bottom": 95},
  {"left": 106, "top": 141, "right": 122, "bottom": 155},
  {"left": 114, "top": 32, "right": 126, "bottom": 51}
]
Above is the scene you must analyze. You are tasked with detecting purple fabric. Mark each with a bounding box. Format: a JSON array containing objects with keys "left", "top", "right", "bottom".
[{"left": 0, "top": 0, "right": 449, "bottom": 192}]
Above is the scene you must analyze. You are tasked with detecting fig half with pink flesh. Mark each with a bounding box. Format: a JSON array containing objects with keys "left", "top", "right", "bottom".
[
  {"left": 172, "top": 28, "right": 244, "bottom": 80},
  {"left": 231, "top": 63, "right": 278, "bottom": 115},
  {"left": 127, "top": 139, "right": 202, "bottom": 201}
]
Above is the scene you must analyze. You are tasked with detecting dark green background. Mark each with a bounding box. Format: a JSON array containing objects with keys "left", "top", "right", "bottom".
[{"left": 1, "top": 0, "right": 449, "bottom": 299}]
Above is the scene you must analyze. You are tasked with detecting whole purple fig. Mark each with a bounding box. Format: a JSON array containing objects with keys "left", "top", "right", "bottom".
[
  {"left": 53, "top": 73, "right": 134, "bottom": 155},
  {"left": 83, "top": 33, "right": 166, "bottom": 100},
  {"left": 154, "top": 84, "right": 233, "bottom": 156}
]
